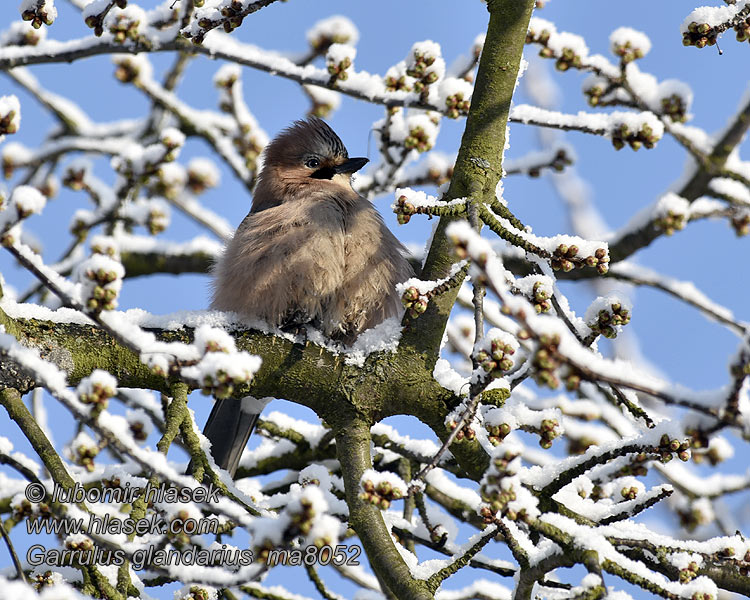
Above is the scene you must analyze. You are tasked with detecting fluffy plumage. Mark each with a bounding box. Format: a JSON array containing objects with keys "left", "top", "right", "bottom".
[
  {"left": 211, "top": 118, "right": 413, "bottom": 344},
  {"left": 202, "top": 119, "right": 414, "bottom": 476}
]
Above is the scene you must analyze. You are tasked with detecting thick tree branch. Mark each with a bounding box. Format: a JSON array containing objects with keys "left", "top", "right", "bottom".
[
  {"left": 401, "top": 0, "right": 536, "bottom": 362},
  {"left": 336, "top": 419, "right": 433, "bottom": 600}
]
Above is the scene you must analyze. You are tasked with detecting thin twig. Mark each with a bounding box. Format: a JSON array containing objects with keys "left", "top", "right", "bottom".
[{"left": 0, "top": 521, "right": 28, "bottom": 584}]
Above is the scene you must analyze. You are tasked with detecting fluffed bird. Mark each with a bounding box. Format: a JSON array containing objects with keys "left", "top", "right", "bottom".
[{"left": 201, "top": 118, "right": 414, "bottom": 476}]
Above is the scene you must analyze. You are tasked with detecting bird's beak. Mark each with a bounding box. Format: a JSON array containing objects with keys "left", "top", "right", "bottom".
[{"left": 333, "top": 157, "right": 369, "bottom": 174}]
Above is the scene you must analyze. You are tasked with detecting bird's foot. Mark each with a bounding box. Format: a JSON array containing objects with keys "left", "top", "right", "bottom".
[
  {"left": 280, "top": 310, "right": 317, "bottom": 344},
  {"left": 281, "top": 322, "right": 308, "bottom": 343}
]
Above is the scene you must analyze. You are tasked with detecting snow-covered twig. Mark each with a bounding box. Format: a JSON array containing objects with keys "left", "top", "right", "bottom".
[
  {"left": 182, "top": 0, "right": 283, "bottom": 43},
  {"left": 608, "top": 262, "right": 747, "bottom": 335}
]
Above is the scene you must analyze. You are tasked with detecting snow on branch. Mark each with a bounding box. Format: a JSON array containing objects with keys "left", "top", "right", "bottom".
[
  {"left": 681, "top": 1, "right": 750, "bottom": 48},
  {"left": 509, "top": 104, "right": 664, "bottom": 150},
  {"left": 447, "top": 220, "right": 733, "bottom": 419},
  {"left": 182, "top": 0, "right": 283, "bottom": 43},
  {"left": 20, "top": 0, "right": 58, "bottom": 29},
  {"left": 608, "top": 262, "right": 747, "bottom": 335},
  {"left": 114, "top": 54, "right": 255, "bottom": 187},
  {"left": 608, "top": 193, "right": 738, "bottom": 256},
  {"left": 0, "top": 95, "right": 21, "bottom": 144},
  {"left": 0, "top": 32, "right": 468, "bottom": 118}
]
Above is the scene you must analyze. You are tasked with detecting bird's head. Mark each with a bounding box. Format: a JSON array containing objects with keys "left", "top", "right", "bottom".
[{"left": 257, "top": 118, "right": 368, "bottom": 202}]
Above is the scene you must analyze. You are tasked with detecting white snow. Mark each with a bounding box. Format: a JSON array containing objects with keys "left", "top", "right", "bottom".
[
  {"left": 0, "top": 95, "right": 21, "bottom": 142},
  {"left": 306, "top": 15, "right": 359, "bottom": 47},
  {"left": 510, "top": 104, "right": 664, "bottom": 145},
  {"left": 19, "top": 0, "right": 57, "bottom": 24},
  {"left": 326, "top": 43, "right": 356, "bottom": 76},
  {"left": 681, "top": 1, "right": 750, "bottom": 33},
  {"left": 181, "top": 349, "right": 262, "bottom": 386},
  {"left": 709, "top": 177, "right": 750, "bottom": 206},
  {"left": 187, "top": 157, "right": 221, "bottom": 189},
  {"left": 609, "top": 27, "right": 652, "bottom": 57}
]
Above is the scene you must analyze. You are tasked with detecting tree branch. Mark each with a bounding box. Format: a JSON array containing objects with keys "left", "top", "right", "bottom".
[{"left": 402, "top": 0, "right": 536, "bottom": 361}]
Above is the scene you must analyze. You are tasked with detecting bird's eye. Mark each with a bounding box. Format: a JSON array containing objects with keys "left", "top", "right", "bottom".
[{"left": 305, "top": 158, "right": 320, "bottom": 169}]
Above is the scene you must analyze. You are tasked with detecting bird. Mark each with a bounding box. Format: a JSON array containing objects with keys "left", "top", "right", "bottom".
[{"left": 200, "top": 118, "right": 415, "bottom": 477}]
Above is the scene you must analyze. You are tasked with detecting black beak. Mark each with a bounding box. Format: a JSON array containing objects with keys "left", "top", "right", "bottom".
[{"left": 333, "top": 157, "right": 369, "bottom": 174}]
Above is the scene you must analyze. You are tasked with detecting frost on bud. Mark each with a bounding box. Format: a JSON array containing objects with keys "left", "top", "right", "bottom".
[
  {"left": 193, "top": 324, "right": 237, "bottom": 355},
  {"left": 213, "top": 64, "right": 240, "bottom": 89},
  {"left": 143, "top": 353, "right": 169, "bottom": 378},
  {"left": 609, "top": 113, "right": 664, "bottom": 151},
  {"left": 35, "top": 173, "right": 58, "bottom": 199},
  {"left": 517, "top": 275, "right": 552, "bottom": 313},
  {"left": 307, "top": 16, "right": 359, "bottom": 52},
  {"left": 439, "top": 77, "right": 472, "bottom": 119},
  {"left": 0, "top": 96, "right": 21, "bottom": 138},
  {"left": 479, "top": 442, "right": 538, "bottom": 522},
  {"left": 303, "top": 85, "right": 342, "bottom": 119},
  {"left": 181, "top": 351, "right": 262, "bottom": 399},
  {"left": 656, "top": 80, "right": 693, "bottom": 123},
  {"left": 326, "top": 43, "right": 355, "bottom": 82},
  {"left": 90, "top": 235, "right": 121, "bottom": 260},
  {"left": 538, "top": 418, "right": 561, "bottom": 449},
  {"left": 113, "top": 54, "right": 152, "bottom": 83},
  {"left": 1, "top": 223, "right": 21, "bottom": 247},
  {"left": 682, "top": 20, "right": 718, "bottom": 49},
  {"left": 2, "top": 142, "right": 31, "bottom": 179},
  {"left": 176, "top": 586, "right": 217, "bottom": 600},
  {"left": 532, "top": 334, "right": 561, "bottom": 389},
  {"left": 530, "top": 25, "right": 589, "bottom": 72},
  {"left": 154, "top": 163, "right": 187, "bottom": 200},
  {"left": 104, "top": 5, "right": 145, "bottom": 44},
  {"left": 83, "top": 0, "right": 128, "bottom": 36},
  {"left": 526, "top": 17, "right": 556, "bottom": 46},
  {"left": 472, "top": 33, "right": 486, "bottom": 59},
  {"left": 652, "top": 193, "right": 689, "bottom": 236},
  {"left": 358, "top": 469, "right": 407, "bottom": 510},
  {"left": 65, "top": 432, "right": 99, "bottom": 472},
  {"left": 75, "top": 254, "right": 125, "bottom": 313},
  {"left": 77, "top": 369, "right": 117, "bottom": 408},
  {"left": 582, "top": 75, "right": 608, "bottom": 107},
  {"left": 678, "top": 498, "right": 714, "bottom": 532},
  {"left": 122, "top": 198, "right": 171, "bottom": 235},
  {"left": 384, "top": 62, "right": 413, "bottom": 93},
  {"left": 406, "top": 40, "right": 446, "bottom": 99},
  {"left": 147, "top": 203, "right": 169, "bottom": 234},
  {"left": 9, "top": 185, "right": 46, "bottom": 221},
  {"left": 394, "top": 194, "right": 416, "bottom": 225},
  {"left": 114, "top": 134, "right": 182, "bottom": 179},
  {"left": 186, "top": 158, "right": 220, "bottom": 194},
  {"left": 62, "top": 160, "right": 91, "bottom": 191},
  {"left": 400, "top": 284, "right": 429, "bottom": 319},
  {"left": 731, "top": 207, "right": 750, "bottom": 236},
  {"left": 404, "top": 114, "right": 438, "bottom": 153},
  {"left": 609, "top": 27, "right": 651, "bottom": 64},
  {"left": 0, "top": 21, "right": 47, "bottom": 46},
  {"left": 125, "top": 408, "right": 152, "bottom": 443},
  {"left": 473, "top": 328, "right": 519, "bottom": 380},
  {"left": 585, "top": 295, "right": 631, "bottom": 339},
  {"left": 160, "top": 127, "right": 186, "bottom": 153},
  {"left": 20, "top": 0, "right": 57, "bottom": 29}
]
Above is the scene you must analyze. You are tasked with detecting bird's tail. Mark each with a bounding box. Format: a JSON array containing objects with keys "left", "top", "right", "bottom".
[{"left": 195, "top": 398, "right": 261, "bottom": 478}]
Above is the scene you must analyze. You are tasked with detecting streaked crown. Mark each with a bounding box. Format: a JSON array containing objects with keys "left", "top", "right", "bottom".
[{"left": 263, "top": 118, "right": 349, "bottom": 167}]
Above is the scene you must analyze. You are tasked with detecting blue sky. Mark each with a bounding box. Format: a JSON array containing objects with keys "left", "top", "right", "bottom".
[{"left": 1, "top": 1, "right": 749, "bottom": 598}]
